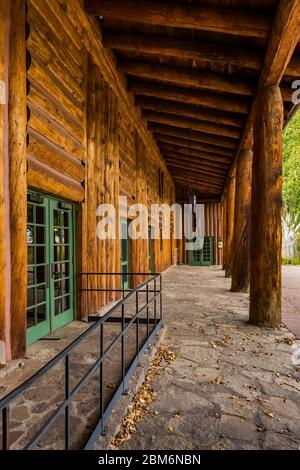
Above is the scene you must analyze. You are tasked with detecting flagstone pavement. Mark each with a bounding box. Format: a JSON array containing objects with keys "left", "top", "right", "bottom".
[{"left": 116, "top": 266, "right": 300, "bottom": 450}]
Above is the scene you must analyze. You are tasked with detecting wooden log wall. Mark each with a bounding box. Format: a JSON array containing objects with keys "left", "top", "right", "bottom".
[
  {"left": 16, "top": 0, "right": 175, "bottom": 329},
  {"left": 204, "top": 202, "right": 223, "bottom": 266}
]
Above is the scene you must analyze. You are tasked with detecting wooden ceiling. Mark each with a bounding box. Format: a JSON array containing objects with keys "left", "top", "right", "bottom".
[{"left": 85, "top": 0, "right": 300, "bottom": 199}]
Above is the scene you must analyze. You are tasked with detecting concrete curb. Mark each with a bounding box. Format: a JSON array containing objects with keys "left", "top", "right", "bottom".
[{"left": 93, "top": 325, "right": 167, "bottom": 450}]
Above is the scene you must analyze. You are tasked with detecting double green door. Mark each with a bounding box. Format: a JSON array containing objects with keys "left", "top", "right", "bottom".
[
  {"left": 27, "top": 193, "right": 75, "bottom": 345},
  {"left": 189, "top": 237, "right": 214, "bottom": 266}
]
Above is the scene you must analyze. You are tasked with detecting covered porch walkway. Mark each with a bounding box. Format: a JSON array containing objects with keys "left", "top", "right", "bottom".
[{"left": 117, "top": 266, "right": 300, "bottom": 450}]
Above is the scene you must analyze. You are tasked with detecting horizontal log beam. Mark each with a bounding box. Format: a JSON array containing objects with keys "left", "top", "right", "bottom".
[
  {"left": 129, "top": 81, "right": 249, "bottom": 115},
  {"left": 163, "top": 154, "right": 228, "bottom": 175},
  {"left": 106, "top": 33, "right": 264, "bottom": 72},
  {"left": 136, "top": 97, "right": 244, "bottom": 128},
  {"left": 166, "top": 163, "right": 225, "bottom": 182},
  {"left": 143, "top": 110, "right": 241, "bottom": 139},
  {"left": 86, "top": 0, "right": 271, "bottom": 40},
  {"left": 159, "top": 142, "right": 232, "bottom": 164},
  {"left": 156, "top": 135, "right": 235, "bottom": 158},
  {"left": 120, "top": 60, "right": 255, "bottom": 97},
  {"left": 172, "top": 175, "right": 222, "bottom": 192},
  {"left": 149, "top": 123, "right": 238, "bottom": 150}
]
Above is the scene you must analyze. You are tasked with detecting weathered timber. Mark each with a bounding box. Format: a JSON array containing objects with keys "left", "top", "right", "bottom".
[
  {"left": 136, "top": 97, "right": 244, "bottom": 129},
  {"left": 249, "top": 86, "right": 283, "bottom": 328},
  {"left": 85, "top": 0, "right": 271, "bottom": 40},
  {"left": 143, "top": 111, "right": 241, "bottom": 140},
  {"left": 156, "top": 136, "right": 235, "bottom": 158},
  {"left": 9, "top": 0, "right": 27, "bottom": 359},
  {"left": 120, "top": 60, "right": 255, "bottom": 97},
  {"left": 149, "top": 123, "right": 238, "bottom": 150},
  {"left": 231, "top": 149, "right": 253, "bottom": 293},
  {"left": 129, "top": 81, "right": 249, "bottom": 115},
  {"left": 159, "top": 144, "right": 231, "bottom": 165},
  {"left": 163, "top": 156, "right": 228, "bottom": 176},
  {"left": 224, "top": 174, "right": 236, "bottom": 278},
  {"left": 0, "top": 0, "right": 9, "bottom": 362},
  {"left": 106, "top": 33, "right": 264, "bottom": 72},
  {"left": 222, "top": 194, "right": 227, "bottom": 271}
]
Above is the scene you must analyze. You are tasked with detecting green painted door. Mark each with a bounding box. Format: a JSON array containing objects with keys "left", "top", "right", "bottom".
[
  {"left": 120, "top": 218, "right": 129, "bottom": 289},
  {"left": 27, "top": 193, "right": 75, "bottom": 345},
  {"left": 189, "top": 237, "right": 214, "bottom": 266}
]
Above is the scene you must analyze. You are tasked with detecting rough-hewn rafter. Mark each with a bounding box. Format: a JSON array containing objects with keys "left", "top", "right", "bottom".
[
  {"left": 149, "top": 123, "right": 238, "bottom": 150},
  {"left": 136, "top": 97, "right": 244, "bottom": 129},
  {"left": 85, "top": 0, "right": 271, "bottom": 40},
  {"left": 143, "top": 110, "right": 241, "bottom": 139},
  {"left": 129, "top": 82, "right": 249, "bottom": 115},
  {"left": 120, "top": 60, "right": 255, "bottom": 97},
  {"left": 156, "top": 135, "right": 235, "bottom": 158}
]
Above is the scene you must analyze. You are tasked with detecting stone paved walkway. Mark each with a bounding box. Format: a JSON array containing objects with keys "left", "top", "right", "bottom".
[
  {"left": 283, "top": 266, "right": 300, "bottom": 339},
  {"left": 118, "top": 266, "right": 300, "bottom": 450}
]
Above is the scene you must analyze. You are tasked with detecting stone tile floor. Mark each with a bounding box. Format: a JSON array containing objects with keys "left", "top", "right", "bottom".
[
  {"left": 1, "top": 266, "right": 299, "bottom": 450},
  {"left": 282, "top": 266, "right": 300, "bottom": 339},
  {"left": 117, "top": 266, "right": 300, "bottom": 450}
]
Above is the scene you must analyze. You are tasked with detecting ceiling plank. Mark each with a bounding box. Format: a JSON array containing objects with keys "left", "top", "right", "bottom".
[
  {"left": 163, "top": 154, "right": 229, "bottom": 173},
  {"left": 129, "top": 81, "right": 249, "bottom": 115},
  {"left": 149, "top": 123, "right": 238, "bottom": 150},
  {"left": 156, "top": 135, "right": 235, "bottom": 158},
  {"left": 105, "top": 33, "right": 264, "bottom": 72},
  {"left": 85, "top": 0, "right": 271, "bottom": 40},
  {"left": 120, "top": 60, "right": 255, "bottom": 97},
  {"left": 143, "top": 110, "right": 241, "bottom": 139},
  {"left": 136, "top": 97, "right": 244, "bottom": 128},
  {"left": 159, "top": 144, "right": 231, "bottom": 164},
  {"left": 165, "top": 160, "right": 227, "bottom": 178}
]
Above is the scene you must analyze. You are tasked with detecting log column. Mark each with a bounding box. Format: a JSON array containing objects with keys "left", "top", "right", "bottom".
[
  {"left": 249, "top": 86, "right": 283, "bottom": 328},
  {"left": 0, "top": 0, "right": 10, "bottom": 363},
  {"left": 223, "top": 173, "right": 236, "bottom": 278},
  {"left": 9, "top": 0, "right": 27, "bottom": 358},
  {"left": 231, "top": 148, "right": 253, "bottom": 292}
]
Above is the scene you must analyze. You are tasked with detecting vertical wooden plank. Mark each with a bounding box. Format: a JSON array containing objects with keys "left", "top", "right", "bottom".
[
  {"left": 9, "top": 0, "right": 27, "bottom": 359},
  {"left": 224, "top": 173, "right": 236, "bottom": 278},
  {"left": 231, "top": 149, "right": 253, "bottom": 293},
  {"left": 222, "top": 194, "right": 227, "bottom": 270},
  {"left": 250, "top": 86, "right": 283, "bottom": 328},
  {"left": 0, "top": 0, "right": 10, "bottom": 363}
]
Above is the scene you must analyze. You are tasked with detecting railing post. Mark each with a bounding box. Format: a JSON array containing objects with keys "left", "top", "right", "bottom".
[
  {"left": 154, "top": 278, "right": 157, "bottom": 325},
  {"left": 160, "top": 275, "right": 163, "bottom": 324},
  {"left": 65, "top": 355, "right": 70, "bottom": 450},
  {"left": 146, "top": 283, "right": 149, "bottom": 344},
  {"left": 100, "top": 323, "right": 104, "bottom": 434},
  {"left": 121, "top": 303, "right": 125, "bottom": 392},
  {"left": 2, "top": 406, "right": 10, "bottom": 450},
  {"left": 136, "top": 290, "right": 139, "bottom": 361}
]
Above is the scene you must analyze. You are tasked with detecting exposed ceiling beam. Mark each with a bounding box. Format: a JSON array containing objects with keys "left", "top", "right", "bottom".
[
  {"left": 149, "top": 123, "right": 238, "bottom": 150},
  {"left": 167, "top": 167, "right": 224, "bottom": 185},
  {"left": 85, "top": 0, "right": 271, "bottom": 40},
  {"left": 156, "top": 135, "right": 235, "bottom": 158},
  {"left": 162, "top": 154, "right": 230, "bottom": 174},
  {"left": 164, "top": 159, "right": 227, "bottom": 177},
  {"left": 136, "top": 97, "right": 244, "bottom": 129},
  {"left": 236, "top": 0, "right": 300, "bottom": 158},
  {"left": 159, "top": 143, "right": 232, "bottom": 164},
  {"left": 106, "top": 33, "right": 300, "bottom": 78},
  {"left": 105, "top": 33, "right": 264, "bottom": 72},
  {"left": 143, "top": 110, "right": 241, "bottom": 139},
  {"left": 129, "top": 81, "right": 249, "bottom": 114},
  {"left": 120, "top": 60, "right": 255, "bottom": 97}
]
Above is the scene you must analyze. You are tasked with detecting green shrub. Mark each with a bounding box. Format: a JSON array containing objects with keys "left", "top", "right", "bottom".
[{"left": 282, "top": 256, "right": 300, "bottom": 266}]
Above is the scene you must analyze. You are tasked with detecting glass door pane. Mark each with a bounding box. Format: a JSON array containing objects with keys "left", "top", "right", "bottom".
[
  {"left": 50, "top": 200, "right": 75, "bottom": 332},
  {"left": 26, "top": 195, "right": 51, "bottom": 346}
]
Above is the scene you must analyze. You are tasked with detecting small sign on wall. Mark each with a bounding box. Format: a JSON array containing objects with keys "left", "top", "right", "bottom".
[{"left": 218, "top": 240, "right": 223, "bottom": 249}]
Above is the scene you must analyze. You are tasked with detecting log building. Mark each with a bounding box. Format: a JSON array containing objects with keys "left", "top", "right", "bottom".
[{"left": 0, "top": 0, "right": 299, "bottom": 364}]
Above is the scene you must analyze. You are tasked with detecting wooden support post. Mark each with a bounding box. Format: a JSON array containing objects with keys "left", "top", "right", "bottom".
[
  {"left": 0, "top": 0, "right": 10, "bottom": 363},
  {"left": 249, "top": 86, "right": 283, "bottom": 328},
  {"left": 223, "top": 174, "right": 236, "bottom": 278},
  {"left": 222, "top": 193, "right": 227, "bottom": 270},
  {"left": 231, "top": 149, "right": 253, "bottom": 292},
  {"left": 9, "top": 0, "right": 27, "bottom": 359}
]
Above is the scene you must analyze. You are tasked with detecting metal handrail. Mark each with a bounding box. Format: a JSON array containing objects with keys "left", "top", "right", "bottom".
[{"left": 0, "top": 272, "right": 163, "bottom": 450}]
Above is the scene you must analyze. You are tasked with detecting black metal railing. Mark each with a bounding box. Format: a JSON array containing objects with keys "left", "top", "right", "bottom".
[{"left": 0, "top": 273, "right": 162, "bottom": 450}]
